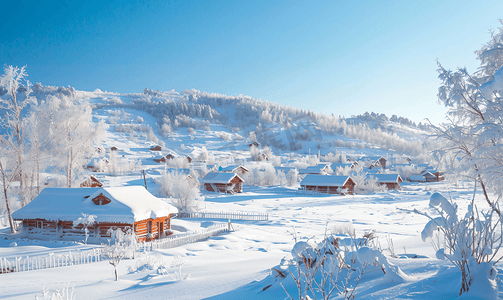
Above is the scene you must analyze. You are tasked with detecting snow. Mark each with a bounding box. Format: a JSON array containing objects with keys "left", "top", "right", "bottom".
[{"left": 1, "top": 91, "right": 501, "bottom": 299}]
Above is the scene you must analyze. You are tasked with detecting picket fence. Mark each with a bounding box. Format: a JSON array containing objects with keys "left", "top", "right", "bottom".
[
  {"left": 1, "top": 224, "right": 230, "bottom": 274},
  {"left": 0, "top": 248, "right": 102, "bottom": 274},
  {"left": 176, "top": 211, "right": 268, "bottom": 221},
  {"left": 141, "top": 224, "right": 230, "bottom": 251}
]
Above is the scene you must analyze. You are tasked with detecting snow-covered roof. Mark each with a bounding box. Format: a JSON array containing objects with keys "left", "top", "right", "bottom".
[
  {"left": 408, "top": 175, "right": 426, "bottom": 182},
  {"left": 300, "top": 175, "right": 352, "bottom": 187},
  {"left": 12, "top": 186, "right": 178, "bottom": 223},
  {"left": 200, "top": 172, "right": 244, "bottom": 184},
  {"left": 219, "top": 165, "right": 249, "bottom": 173},
  {"left": 368, "top": 173, "right": 402, "bottom": 183}
]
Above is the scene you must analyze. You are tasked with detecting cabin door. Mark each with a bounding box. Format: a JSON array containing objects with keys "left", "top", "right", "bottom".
[{"left": 159, "top": 222, "right": 164, "bottom": 237}]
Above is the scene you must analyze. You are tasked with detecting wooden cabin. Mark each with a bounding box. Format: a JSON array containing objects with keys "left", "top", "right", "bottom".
[
  {"left": 80, "top": 176, "right": 103, "bottom": 188},
  {"left": 299, "top": 163, "right": 332, "bottom": 175},
  {"left": 149, "top": 145, "right": 162, "bottom": 151},
  {"left": 201, "top": 172, "right": 244, "bottom": 194},
  {"left": 300, "top": 175, "right": 355, "bottom": 195},
  {"left": 219, "top": 165, "right": 249, "bottom": 176},
  {"left": 110, "top": 146, "right": 118, "bottom": 151},
  {"left": 369, "top": 174, "right": 403, "bottom": 190},
  {"left": 12, "top": 186, "right": 178, "bottom": 243}
]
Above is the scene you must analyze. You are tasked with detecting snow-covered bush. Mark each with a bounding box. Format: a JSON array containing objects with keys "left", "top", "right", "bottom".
[
  {"left": 35, "top": 284, "right": 75, "bottom": 300},
  {"left": 265, "top": 232, "right": 407, "bottom": 300},
  {"left": 417, "top": 193, "right": 501, "bottom": 297}
]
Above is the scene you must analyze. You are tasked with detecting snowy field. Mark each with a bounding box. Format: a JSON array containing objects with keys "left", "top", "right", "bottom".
[{"left": 1, "top": 181, "right": 501, "bottom": 299}]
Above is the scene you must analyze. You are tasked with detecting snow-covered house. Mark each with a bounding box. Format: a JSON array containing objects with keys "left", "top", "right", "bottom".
[
  {"left": 219, "top": 165, "right": 249, "bottom": 176},
  {"left": 358, "top": 156, "right": 387, "bottom": 169},
  {"left": 79, "top": 175, "right": 103, "bottom": 188},
  {"left": 149, "top": 145, "right": 162, "bottom": 151},
  {"left": 299, "top": 163, "right": 332, "bottom": 175},
  {"left": 201, "top": 172, "right": 244, "bottom": 194},
  {"left": 12, "top": 186, "right": 178, "bottom": 242},
  {"left": 369, "top": 174, "right": 403, "bottom": 190},
  {"left": 300, "top": 175, "right": 355, "bottom": 195}
]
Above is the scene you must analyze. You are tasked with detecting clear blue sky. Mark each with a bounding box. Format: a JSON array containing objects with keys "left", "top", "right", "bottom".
[{"left": 2, "top": 1, "right": 503, "bottom": 124}]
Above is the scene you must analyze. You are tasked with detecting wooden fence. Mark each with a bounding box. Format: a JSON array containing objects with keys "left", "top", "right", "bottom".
[
  {"left": 176, "top": 211, "right": 268, "bottom": 221},
  {"left": 142, "top": 224, "right": 230, "bottom": 251},
  {"left": 0, "top": 248, "right": 102, "bottom": 274}
]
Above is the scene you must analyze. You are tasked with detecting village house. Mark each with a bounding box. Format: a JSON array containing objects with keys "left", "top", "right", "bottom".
[
  {"left": 219, "top": 165, "right": 249, "bottom": 176},
  {"left": 300, "top": 174, "right": 356, "bottom": 195},
  {"left": 369, "top": 173, "right": 403, "bottom": 190},
  {"left": 149, "top": 145, "right": 162, "bottom": 151},
  {"left": 79, "top": 175, "right": 103, "bottom": 188},
  {"left": 299, "top": 163, "right": 332, "bottom": 175},
  {"left": 201, "top": 172, "right": 244, "bottom": 194},
  {"left": 12, "top": 186, "right": 178, "bottom": 243}
]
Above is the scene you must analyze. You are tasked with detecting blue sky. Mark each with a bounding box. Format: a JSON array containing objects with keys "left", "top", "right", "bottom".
[{"left": 2, "top": 1, "right": 503, "bottom": 124}]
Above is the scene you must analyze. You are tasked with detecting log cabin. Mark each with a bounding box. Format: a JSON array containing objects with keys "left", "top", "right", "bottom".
[
  {"left": 369, "top": 173, "right": 403, "bottom": 190},
  {"left": 80, "top": 176, "right": 103, "bottom": 188},
  {"left": 12, "top": 186, "right": 178, "bottom": 243},
  {"left": 300, "top": 175, "right": 355, "bottom": 195},
  {"left": 201, "top": 172, "right": 244, "bottom": 194},
  {"left": 219, "top": 165, "right": 249, "bottom": 176}
]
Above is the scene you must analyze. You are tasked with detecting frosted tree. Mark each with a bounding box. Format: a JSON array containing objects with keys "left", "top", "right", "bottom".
[
  {"left": 157, "top": 171, "right": 203, "bottom": 212},
  {"left": 0, "top": 65, "right": 37, "bottom": 205},
  {"left": 73, "top": 213, "right": 97, "bottom": 244},
  {"left": 49, "top": 98, "right": 107, "bottom": 187},
  {"left": 427, "top": 20, "right": 503, "bottom": 295}
]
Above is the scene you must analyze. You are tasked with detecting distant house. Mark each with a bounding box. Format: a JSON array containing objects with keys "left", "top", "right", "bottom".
[
  {"left": 110, "top": 146, "right": 118, "bottom": 151},
  {"left": 153, "top": 155, "right": 167, "bottom": 163},
  {"left": 80, "top": 176, "right": 103, "bottom": 188},
  {"left": 300, "top": 175, "right": 355, "bottom": 195},
  {"left": 421, "top": 170, "right": 438, "bottom": 182},
  {"left": 249, "top": 142, "right": 259, "bottom": 148},
  {"left": 165, "top": 154, "right": 175, "bottom": 160},
  {"left": 149, "top": 145, "right": 162, "bottom": 151},
  {"left": 201, "top": 172, "right": 244, "bottom": 194},
  {"left": 12, "top": 186, "right": 178, "bottom": 243},
  {"left": 299, "top": 163, "right": 332, "bottom": 175},
  {"left": 408, "top": 174, "right": 426, "bottom": 182},
  {"left": 362, "top": 156, "right": 388, "bottom": 169},
  {"left": 369, "top": 174, "right": 403, "bottom": 190},
  {"left": 219, "top": 165, "right": 249, "bottom": 176},
  {"left": 186, "top": 156, "right": 193, "bottom": 163}
]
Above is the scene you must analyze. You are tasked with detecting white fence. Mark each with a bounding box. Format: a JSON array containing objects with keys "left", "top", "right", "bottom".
[
  {"left": 0, "top": 248, "right": 102, "bottom": 274},
  {"left": 142, "top": 224, "right": 230, "bottom": 251},
  {"left": 176, "top": 211, "right": 268, "bottom": 221},
  {"left": 1, "top": 225, "right": 230, "bottom": 274}
]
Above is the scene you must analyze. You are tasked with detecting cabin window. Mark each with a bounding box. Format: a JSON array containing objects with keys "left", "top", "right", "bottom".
[
  {"left": 36, "top": 220, "right": 43, "bottom": 229},
  {"left": 92, "top": 193, "right": 111, "bottom": 205},
  {"left": 134, "top": 224, "right": 138, "bottom": 233},
  {"left": 147, "top": 221, "right": 152, "bottom": 234}
]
